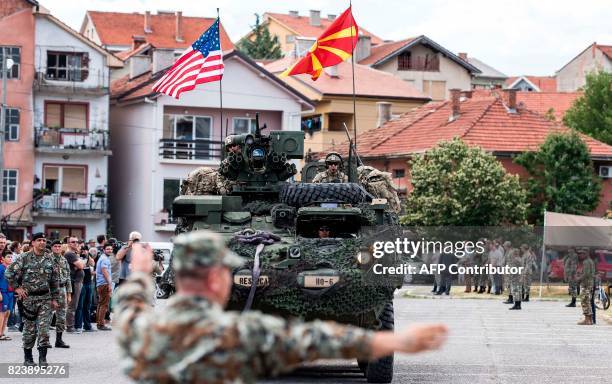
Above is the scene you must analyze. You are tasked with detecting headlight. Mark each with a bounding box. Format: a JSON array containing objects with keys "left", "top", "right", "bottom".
[{"left": 356, "top": 250, "right": 372, "bottom": 265}]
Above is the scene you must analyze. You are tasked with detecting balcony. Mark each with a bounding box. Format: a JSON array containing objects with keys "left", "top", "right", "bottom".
[
  {"left": 32, "top": 193, "right": 109, "bottom": 219},
  {"left": 33, "top": 68, "right": 109, "bottom": 95},
  {"left": 153, "top": 211, "right": 178, "bottom": 232},
  {"left": 159, "top": 138, "right": 223, "bottom": 163},
  {"left": 398, "top": 55, "right": 440, "bottom": 72},
  {"left": 35, "top": 126, "right": 111, "bottom": 155}
]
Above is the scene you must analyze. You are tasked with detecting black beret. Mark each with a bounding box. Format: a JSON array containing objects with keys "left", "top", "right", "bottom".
[
  {"left": 32, "top": 232, "right": 46, "bottom": 241},
  {"left": 51, "top": 240, "right": 62, "bottom": 246}
]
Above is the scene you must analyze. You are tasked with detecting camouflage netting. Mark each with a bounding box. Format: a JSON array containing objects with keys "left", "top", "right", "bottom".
[{"left": 227, "top": 238, "right": 398, "bottom": 326}]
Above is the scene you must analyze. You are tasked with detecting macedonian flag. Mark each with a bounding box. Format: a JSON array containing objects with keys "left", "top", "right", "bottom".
[{"left": 281, "top": 6, "right": 359, "bottom": 80}]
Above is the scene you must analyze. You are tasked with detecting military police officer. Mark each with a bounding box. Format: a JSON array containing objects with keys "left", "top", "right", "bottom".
[
  {"left": 115, "top": 230, "right": 448, "bottom": 383},
  {"left": 312, "top": 152, "right": 348, "bottom": 183},
  {"left": 4, "top": 232, "right": 60, "bottom": 366},
  {"left": 50, "top": 240, "right": 71, "bottom": 348}
]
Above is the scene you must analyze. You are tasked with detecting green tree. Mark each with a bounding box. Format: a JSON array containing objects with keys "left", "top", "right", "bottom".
[
  {"left": 563, "top": 70, "right": 612, "bottom": 145},
  {"left": 515, "top": 131, "right": 602, "bottom": 224},
  {"left": 237, "top": 14, "right": 282, "bottom": 60},
  {"left": 401, "top": 138, "right": 528, "bottom": 226}
]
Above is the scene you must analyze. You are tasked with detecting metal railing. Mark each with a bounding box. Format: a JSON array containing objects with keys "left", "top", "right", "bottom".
[
  {"left": 33, "top": 193, "right": 108, "bottom": 214},
  {"left": 159, "top": 138, "right": 223, "bottom": 161},
  {"left": 398, "top": 55, "right": 440, "bottom": 72},
  {"left": 35, "top": 126, "right": 109, "bottom": 150},
  {"left": 33, "top": 68, "right": 109, "bottom": 91}
]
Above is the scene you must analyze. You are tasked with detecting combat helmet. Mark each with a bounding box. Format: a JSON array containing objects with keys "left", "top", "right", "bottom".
[{"left": 324, "top": 152, "right": 342, "bottom": 168}]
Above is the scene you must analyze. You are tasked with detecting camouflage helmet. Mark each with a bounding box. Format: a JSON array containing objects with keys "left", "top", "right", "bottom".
[
  {"left": 325, "top": 152, "right": 342, "bottom": 166},
  {"left": 224, "top": 135, "right": 240, "bottom": 147},
  {"left": 172, "top": 230, "right": 245, "bottom": 271}
]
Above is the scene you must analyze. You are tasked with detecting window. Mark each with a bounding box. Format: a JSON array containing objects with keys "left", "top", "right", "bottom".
[
  {"left": 163, "top": 179, "right": 182, "bottom": 219},
  {"left": 45, "top": 51, "right": 89, "bottom": 81},
  {"left": 232, "top": 117, "right": 257, "bottom": 134},
  {"left": 397, "top": 52, "right": 411, "bottom": 70},
  {"left": 162, "top": 114, "right": 213, "bottom": 160},
  {"left": 301, "top": 115, "right": 322, "bottom": 133},
  {"left": 423, "top": 80, "right": 446, "bottom": 101},
  {"left": 45, "top": 102, "right": 88, "bottom": 129},
  {"left": 45, "top": 226, "right": 84, "bottom": 240},
  {"left": 0, "top": 47, "right": 21, "bottom": 79},
  {"left": 2, "top": 170, "right": 18, "bottom": 202},
  {"left": 393, "top": 169, "right": 405, "bottom": 178},
  {"left": 43, "top": 165, "right": 87, "bottom": 194},
  {"left": 4, "top": 108, "right": 19, "bottom": 141}
]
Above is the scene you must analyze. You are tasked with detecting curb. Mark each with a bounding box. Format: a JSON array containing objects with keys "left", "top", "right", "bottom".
[{"left": 400, "top": 292, "right": 566, "bottom": 302}]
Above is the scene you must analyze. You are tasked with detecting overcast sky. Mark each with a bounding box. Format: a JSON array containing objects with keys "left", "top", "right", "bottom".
[{"left": 42, "top": 0, "right": 612, "bottom": 76}]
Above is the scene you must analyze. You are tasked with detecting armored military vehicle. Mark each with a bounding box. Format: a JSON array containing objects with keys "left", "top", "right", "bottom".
[{"left": 161, "top": 115, "right": 403, "bottom": 383}]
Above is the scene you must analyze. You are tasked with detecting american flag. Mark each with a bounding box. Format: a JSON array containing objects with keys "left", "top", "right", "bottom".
[{"left": 153, "top": 18, "right": 224, "bottom": 99}]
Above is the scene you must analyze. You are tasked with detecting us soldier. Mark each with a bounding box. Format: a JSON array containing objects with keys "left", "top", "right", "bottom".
[
  {"left": 521, "top": 244, "right": 537, "bottom": 302},
  {"left": 356, "top": 165, "right": 402, "bottom": 213},
  {"left": 4, "top": 233, "right": 60, "bottom": 366},
  {"left": 508, "top": 249, "right": 524, "bottom": 310},
  {"left": 563, "top": 248, "right": 579, "bottom": 307},
  {"left": 502, "top": 241, "right": 513, "bottom": 303},
  {"left": 115, "top": 231, "right": 448, "bottom": 383},
  {"left": 181, "top": 167, "right": 219, "bottom": 195},
  {"left": 576, "top": 248, "right": 595, "bottom": 325},
  {"left": 50, "top": 240, "right": 71, "bottom": 348},
  {"left": 312, "top": 152, "right": 348, "bottom": 183},
  {"left": 318, "top": 225, "right": 331, "bottom": 238}
]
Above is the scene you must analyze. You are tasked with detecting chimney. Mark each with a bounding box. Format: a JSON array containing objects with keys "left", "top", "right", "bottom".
[
  {"left": 309, "top": 10, "right": 321, "bottom": 26},
  {"left": 458, "top": 52, "right": 467, "bottom": 60},
  {"left": 376, "top": 102, "right": 392, "bottom": 127},
  {"left": 592, "top": 42, "right": 597, "bottom": 58},
  {"left": 354, "top": 35, "right": 372, "bottom": 62},
  {"left": 175, "top": 11, "right": 184, "bottom": 42},
  {"left": 152, "top": 48, "right": 176, "bottom": 74},
  {"left": 328, "top": 14, "right": 336, "bottom": 21},
  {"left": 144, "top": 11, "right": 152, "bottom": 33},
  {"left": 450, "top": 88, "right": 461, "bottom": 120},
  {"left": 131, "top": 35, "right": 146, "bottom": 50},
  {"left": 289, "top": 10, "right": 299, "bottom": 18},
  {"left": 505, "top": 89, "right": 517, "bottom": 112},
  {"left": 129, "top": 54, "right": 151, "bottom": 79},
  {"left": 325, "top": 65, "right": 339, "bottom": 78}
]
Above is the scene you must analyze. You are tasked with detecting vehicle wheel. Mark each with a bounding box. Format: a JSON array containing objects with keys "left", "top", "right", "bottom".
[
  {"left": 365, "top": 302, "right": 394, "bottom": 383},
  {"left": 279, "top": 183, "right": 371, "bottom": 207}
]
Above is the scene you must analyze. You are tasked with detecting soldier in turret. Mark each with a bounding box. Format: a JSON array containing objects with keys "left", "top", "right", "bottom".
[{"left": 313, "top": 152, "right": 348, "bottom": 183}]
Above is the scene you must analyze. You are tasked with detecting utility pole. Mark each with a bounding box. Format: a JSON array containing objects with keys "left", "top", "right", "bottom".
[{"left": 0, "top": 49, "right": 7, "bottom": 213}]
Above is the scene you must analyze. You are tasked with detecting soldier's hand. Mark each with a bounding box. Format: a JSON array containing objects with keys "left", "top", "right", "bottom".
[
  {"left": 67, "top": 293, "right": 71, "bottom": 305},
  {"left": 51, "top": 300, "right": 59, "bottom": 311},
  {"left": 371, "top": 324, "right": 448, "bottom": 358},
  {"left": 131, "top": 243, "right": 153, "bottom": 274},
  {"left": 15, "top": 287, "right": 27, "bottom": 300}
]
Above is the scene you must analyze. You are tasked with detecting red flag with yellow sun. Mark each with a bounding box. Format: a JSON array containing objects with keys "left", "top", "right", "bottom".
[{"left": 281, "top": 6, "right": 359, "bottom": 80}]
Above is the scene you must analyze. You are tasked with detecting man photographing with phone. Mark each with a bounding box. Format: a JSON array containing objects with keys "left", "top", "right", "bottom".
[{"left": 115, "top": 231, "right": 142, "bottom": 287}]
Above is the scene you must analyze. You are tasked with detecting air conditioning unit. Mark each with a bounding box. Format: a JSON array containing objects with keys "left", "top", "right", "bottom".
[{"left": 599, "top": 166, "right": 612, "bottom": 178}]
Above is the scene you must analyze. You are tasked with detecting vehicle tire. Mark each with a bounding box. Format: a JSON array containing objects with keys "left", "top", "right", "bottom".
[
  {"left": 279, "top": 183, "right": 371, "bottom": 207},
  {"left": 365, "top": 302, "right": 394, "bottom": 383}
]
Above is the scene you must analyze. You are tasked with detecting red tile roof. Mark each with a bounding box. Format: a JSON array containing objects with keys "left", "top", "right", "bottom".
[
  {"left": 597, "top": 44, "right": 612, "bottom": 60},
  {"left": 358, "top": 38, "right": 416, "bottom": 65},
  {"left": 86, "top": 11, "right": 233, "bottom": 51},
  {"left": 328, "top": 94, "right": 612, "bottom": 159},
  {"left": 506, "top": 76, "right": 557, "bottom": 92},
  {"left": 266, "top": 59, "right": 428, "bottom": 100},
  {"left": 265, "top": 12, "right": 383, "bottom": 45},
  {"left": 515, "top": 91, "right": 581, "bottom": 121}
]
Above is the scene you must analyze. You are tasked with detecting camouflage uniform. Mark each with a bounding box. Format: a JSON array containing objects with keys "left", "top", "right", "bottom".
[
  {"left": 312, "top": 169, "right": 348, "bottom": 183},
  {"left": 521, "top": 250, "right": 537, "bottom": 299},
  {"left": 51, "top": 252, "right": 72, "bottom": 332},
  {"left": 578, "top": 256, "right": 596, "bottom": 317},
  {"left": 180, "top": 166, "right": 237, "bottom": 196},
  {"left": 4, "top": 250, "right": 60, "bottom": 349},
  {"left": 357, "top": 165, "right": 402, "bottom": 213},
  {"left": 508, "top": 249, "right": 524, "bottom": 300},
  {"left": 564, "top": 251, "right": 578, "bottom": 299},
  {"left": 115, "top": 231, "right": 374, "bottom": 384}
]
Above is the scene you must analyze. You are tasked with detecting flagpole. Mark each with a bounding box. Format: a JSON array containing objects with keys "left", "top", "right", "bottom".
[
  {"left": 217, "top": 8, "right": 224, "bottom": 142},
  {"left": 350, "top": 0, "right": 357, "bottom": 149}
]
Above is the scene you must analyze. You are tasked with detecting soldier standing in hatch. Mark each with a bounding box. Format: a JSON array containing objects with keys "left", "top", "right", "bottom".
[
  {"left": 564, "top": 248, "right": 579, "bottom": 307},
  {"left": 313, "top": 152, "right": 348, "bottom": 183},
  {"left": 115, "top": 231, "right": 448, "bottom": 383},
  {"left": 50, "top": 240, "right": 71, "bottom": 348},
  {"left": 4, "top": 233, "right": 60, "bottom": 366}
]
